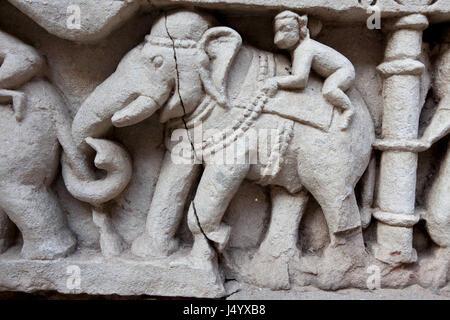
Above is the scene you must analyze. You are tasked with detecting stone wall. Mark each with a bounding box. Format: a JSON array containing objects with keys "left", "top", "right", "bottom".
[{"left": 0, "top": 0, "right": 448, "bottom": 298}]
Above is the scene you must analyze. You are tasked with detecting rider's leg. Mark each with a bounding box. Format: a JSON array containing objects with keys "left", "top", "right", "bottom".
[
  {"left": 132, "top": 151, "right": 201, "bottom": 257},
  {"left": 322, "top": 68, "right": 354, "bottom": 130}
]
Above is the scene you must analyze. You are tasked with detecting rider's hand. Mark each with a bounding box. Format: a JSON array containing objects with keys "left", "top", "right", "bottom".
[{"left": 262, "top": 78, "right": 278, "bottom": 98}]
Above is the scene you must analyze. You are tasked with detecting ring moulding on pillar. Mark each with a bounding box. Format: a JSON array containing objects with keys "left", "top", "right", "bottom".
[{"left": 374, "top": 13, "right": 429, "bottom": 266}]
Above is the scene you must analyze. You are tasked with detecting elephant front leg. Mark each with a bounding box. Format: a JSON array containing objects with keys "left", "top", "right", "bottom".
[
  {"left": 131, "top": 152, "right": 201, "bottom": 258},
  {"left": 249, "top": 187, "right": 309, "bottom": 290},
  {"left": 172, "top": 161, "right": 250, "bottom": 271},
  {"left": 0, "top": 209, "right": 15, "bottom": 254}
]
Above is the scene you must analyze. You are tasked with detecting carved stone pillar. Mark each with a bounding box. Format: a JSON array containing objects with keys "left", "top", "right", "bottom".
[{"left": 374, "top": 14, "right": 428, "bottom": 265}]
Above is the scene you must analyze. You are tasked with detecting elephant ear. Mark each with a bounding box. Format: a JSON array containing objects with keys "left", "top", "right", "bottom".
[{"left": 198, "top": 27, "right": 242, "bottom": 106}]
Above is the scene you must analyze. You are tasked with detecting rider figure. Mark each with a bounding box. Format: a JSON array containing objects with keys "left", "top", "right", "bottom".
[{"left": 263, "top": 10, "right": 356, "bottom": 130}]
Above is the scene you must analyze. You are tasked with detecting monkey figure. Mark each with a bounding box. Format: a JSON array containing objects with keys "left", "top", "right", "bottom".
[{"left": 264, "top": 10, "right": 356, "bottom": 130}]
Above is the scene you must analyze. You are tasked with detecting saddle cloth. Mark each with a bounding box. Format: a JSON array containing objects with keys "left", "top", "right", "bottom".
[
  {"left": 263, "top": 77, "right": 334, "bottom": 132},
  {"left": 256, "top": 52, "right": 334, "bottom": 132}
]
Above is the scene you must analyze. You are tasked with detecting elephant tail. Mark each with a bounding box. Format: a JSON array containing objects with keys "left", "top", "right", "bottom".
[
  {"left": 62, "top": 137, "right": 132, "bottom": 206},
  {"left": 360, "top": 154, "right": 376, "bottom": 229},
  {"left": 423, "top": 150, "right": 450, "bottom": 248}
]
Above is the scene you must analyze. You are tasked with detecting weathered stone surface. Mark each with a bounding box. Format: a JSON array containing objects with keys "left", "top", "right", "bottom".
[
  {"left": 7, "top": 0, "right": 141, "bottom": 42},
  {"left": 0, "top": 1, "right": 449, "bottom": 299},
  {"left": 0, "top": 246, "right": 226, "bottom": 298}
]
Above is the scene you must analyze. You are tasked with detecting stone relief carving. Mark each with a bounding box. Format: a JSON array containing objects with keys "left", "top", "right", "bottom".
[
  {"left": 0, "top": 29, "right": 78, "bottom": 260},
  {"left": 420, "top": 39, "right": 450, "bottom": 248},
  {"left": 0, "top": 1, "right": 448, "bottom": 298}
]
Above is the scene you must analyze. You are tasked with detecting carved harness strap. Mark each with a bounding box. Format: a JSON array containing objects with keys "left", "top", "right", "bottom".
[
  {"left": 195, "top": 51, "right": 278, "bottom": 159},
  {"left": 164, "top": 46, "right": 294, "bottom": 176},
  {"left": 167, "top": 51, "right": 273, "bottom": 159},
  {"left": 258, "top": 120, "right": 294, "bottom": 186},
  {"left": 255, "top": 52, "right": 295, "bottom": 185}
]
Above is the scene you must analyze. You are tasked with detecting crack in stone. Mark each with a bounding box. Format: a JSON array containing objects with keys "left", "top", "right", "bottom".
[
  {"left": 191, "top": 201, "right": 221, "bottom": 260},
  {"left": 163, "top": 12, "right": 200, "bottom": 164},
  {"left": 163, "top": 12, "right": 220, "bottom": 261}
]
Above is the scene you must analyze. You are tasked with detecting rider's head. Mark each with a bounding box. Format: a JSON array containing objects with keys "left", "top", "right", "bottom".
[{"left": 274, "top": 11, "right": 309, "bottom": 50}]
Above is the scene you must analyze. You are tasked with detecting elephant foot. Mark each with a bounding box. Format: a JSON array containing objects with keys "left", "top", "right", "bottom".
[
  {"left": 131, "top": 232, "right": 179, "bottom": 258},
  {"left": 247, "top": 245, "right": 301, "bottom": 290},
  {"left": 248, "top": 251, "right": 290, "bottom": 290},
  {"left": 21, "top": 228, "right": 76, "bottom": 260},
  {"left": 317, "top": 230, "right": 368, "bottom": 290},
  {"left": 170, "top": 233, "right": 217, "bottom": 272}
]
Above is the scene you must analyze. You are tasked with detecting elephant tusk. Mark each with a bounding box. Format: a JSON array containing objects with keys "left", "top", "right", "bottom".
[{"left": 111, "top": 95, "right": 160, "bottom": 128}]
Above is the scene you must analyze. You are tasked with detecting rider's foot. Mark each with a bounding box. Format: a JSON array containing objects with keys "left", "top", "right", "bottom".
[{"left": 340, "top": 108, "right": 354, "bottom": 130}]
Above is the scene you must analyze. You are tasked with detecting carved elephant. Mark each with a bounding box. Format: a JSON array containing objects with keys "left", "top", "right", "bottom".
[
  {"left": 0, "top": 30, "right": 131, "bottom": 259},
  {"left": 420, "top": 44, "right": 450, "bottom": 248},
  {"left": 67, "top": 9, "right": 375, "bottom": 275}
]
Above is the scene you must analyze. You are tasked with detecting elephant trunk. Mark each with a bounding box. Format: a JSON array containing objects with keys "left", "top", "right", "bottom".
[
  {"left": 62, "top": 137, "right": 132, "bottom": 206},
  {"left": 50, "top": 88, "right": 132, "bottom": 206}
]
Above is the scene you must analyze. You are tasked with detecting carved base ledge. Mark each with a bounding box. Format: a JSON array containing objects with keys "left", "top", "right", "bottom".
[{"left": 0, "top": 246, "right": 227, "bottom": 298}]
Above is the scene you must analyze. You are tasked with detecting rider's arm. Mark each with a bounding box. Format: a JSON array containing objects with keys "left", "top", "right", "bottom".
[{"left": 275, "top": 46, "right": 313, "bottom": 90}]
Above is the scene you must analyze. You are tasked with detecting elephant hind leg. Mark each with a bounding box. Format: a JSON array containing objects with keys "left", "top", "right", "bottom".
[
  {"left": 315, "top": 189, "right": 365, "bottom": 254},
  {"left": 0, "top": 208, "right": 16, "bottom": 254},
  {"left": 257, "top": 186, "right": 308, "bottom": 259},
  {"left": 308, "top": 184, "right": 368, "bottom": 288},
  {"left": 0, "top": 183, "right": 76, "bottom": 260},
  {"left": 248, "top": 187, "right": 309, "bottom": 290}
]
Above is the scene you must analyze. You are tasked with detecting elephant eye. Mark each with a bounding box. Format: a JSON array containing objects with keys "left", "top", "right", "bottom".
[{"left": 152, "top": 55, "right": 164, "bottom": 68}]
